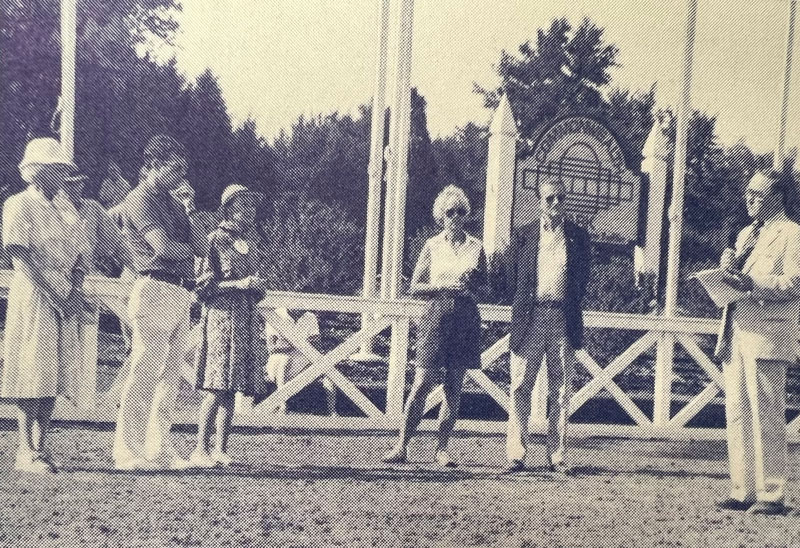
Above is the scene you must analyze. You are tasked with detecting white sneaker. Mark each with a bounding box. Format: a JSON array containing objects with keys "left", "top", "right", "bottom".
[
  {"left": 188, "top": 450, "right": 218, "bottom": 469},
  {"left": 210, "top": 451, "right": 234, "bottom": 467},
  {"left": 114, "top": 457, "right": 161, "bottom": 471}
]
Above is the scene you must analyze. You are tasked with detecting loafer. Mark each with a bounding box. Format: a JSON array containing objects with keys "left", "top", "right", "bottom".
[
  {"left": 549, "top": 462, "right": 573, "bottom": 476},
  {"left": 506, "top": 459, "right": 525, "bottom": 472},
  {"left": 746, "top": 501, "right": 785, "bottom": 515},
  {"left": 715, "top": 497, "right": 754, "bottom": 511}
]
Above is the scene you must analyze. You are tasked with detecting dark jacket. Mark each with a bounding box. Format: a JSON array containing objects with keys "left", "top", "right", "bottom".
[{"left": 507, "top": 220, "right": 591, "bottom": 352}]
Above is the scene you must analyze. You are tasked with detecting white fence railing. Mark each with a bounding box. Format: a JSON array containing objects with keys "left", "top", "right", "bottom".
[{"left": 1, "top": 272, "right": 798, "bottom": 441}]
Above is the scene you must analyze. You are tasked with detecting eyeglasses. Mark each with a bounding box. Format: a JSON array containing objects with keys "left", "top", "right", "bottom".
[
  {"left": 544, "top": 193, "right": 566, "bottom": 205},
  {"left": 445, "top": 207, "right": 467, "bottom": 218}
]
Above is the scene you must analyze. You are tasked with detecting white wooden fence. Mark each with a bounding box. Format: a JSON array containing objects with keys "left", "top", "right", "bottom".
[{"left": 0, "top": 272, "right": 798, "bottom": 441}]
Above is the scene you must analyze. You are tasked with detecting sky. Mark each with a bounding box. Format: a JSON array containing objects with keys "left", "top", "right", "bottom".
[{"left": 174, "top": 0, "right": 798, "bottom": 152}]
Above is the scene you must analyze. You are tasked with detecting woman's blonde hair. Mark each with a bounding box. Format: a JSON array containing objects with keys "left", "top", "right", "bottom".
[{"left": 432, "top": 185, "right": 471, "bottom": 226}]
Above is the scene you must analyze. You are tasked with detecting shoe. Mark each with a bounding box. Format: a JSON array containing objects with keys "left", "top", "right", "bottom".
[
  {"left": 188, "top": 450, "right": 218, "bottom": 469},
  {"left": 210, "top": 451, "right": 234, "bottom": 467},
  {"left": 114, "top": 457, "right": 161, "bottom": 471},
  {"left": 34, "top": 450, "right": 59, "bottom": 471},
  {"left": 746, "top": 501, "right": 785, "bottom": 515},
  {"left": 15, "top": 451, "right": 55, "bottom": 474},
  {"left": 715, "top": 497, "right": 754, "bottom": 511},
  {"left": 167, "top": 456, "right": 193, "bottom": 471},
  {"left": 381, "top": 445, "right": 407, "bottom": 464},
  {"left": 506, "top": 459, "right": 525, "bottom": 473},
  {"left": 434, "top": 450, "right": 457, "bottom": 468},
  {"left": 548, "top": 462, "right": 572, "bottom": 476}
]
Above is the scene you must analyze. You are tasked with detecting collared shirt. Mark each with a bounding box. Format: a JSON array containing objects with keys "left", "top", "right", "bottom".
[
  {"left": 116, "top": 183, "right": 193, "bottom": 277},
  {"left": 3, "top": 186, "right": 85, "bottom": 298},
  {"left": 536, "top": 218, "right": 567, "bottom": 301}
]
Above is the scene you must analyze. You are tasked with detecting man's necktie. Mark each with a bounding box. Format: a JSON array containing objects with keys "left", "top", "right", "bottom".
[
  {"left": 734, "top": 220, "right": 764, "bottom": 271},
  {"left": 714, "top": 220, "right": 764, "bottom": 361}
]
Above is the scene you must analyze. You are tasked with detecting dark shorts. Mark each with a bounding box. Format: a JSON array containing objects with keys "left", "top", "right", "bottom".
[{"left": 415, "top": 295, "right": 481, "bottom": 370}]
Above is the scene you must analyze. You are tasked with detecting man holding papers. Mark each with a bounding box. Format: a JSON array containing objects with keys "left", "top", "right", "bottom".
[{"left": 715, "top": 170, "right": 800, "bottom": 515}]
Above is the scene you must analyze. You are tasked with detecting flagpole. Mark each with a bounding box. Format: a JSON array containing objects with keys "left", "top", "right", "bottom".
[
  {"left": 60, "top": 0, "right": 77, "bottom": 161},
  {"left": 663, "top": 0, "right": 698, "bottom": 318},
  {"left": 775, "top": 0, "right": 797, "bottom": 169},
  {"left": 654, "top": 0, "right": 697, "bottom": 425},
  {"left": 354, "top": 0, "right": 392, "bottom": 361}
]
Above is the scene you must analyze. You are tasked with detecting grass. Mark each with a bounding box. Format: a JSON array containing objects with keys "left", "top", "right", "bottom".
[{"left": 0, "top": 423, "right": 799, "bottom": 547}]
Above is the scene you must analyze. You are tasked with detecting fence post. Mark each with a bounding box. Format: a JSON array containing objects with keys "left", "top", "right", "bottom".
[
  {"left": 385, "top": 317, "right": 409, "bottom": 418},
  {"left": 653, "top": 333, "right": 674, "bottom": 425}
]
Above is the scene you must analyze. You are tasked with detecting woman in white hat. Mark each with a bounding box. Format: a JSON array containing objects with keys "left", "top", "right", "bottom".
[
  {"left": 190, "top": 184, "right": 269, "bottom": 467},
  {"left": 1, "top": 138, "right": 87, "bottom": 473}
]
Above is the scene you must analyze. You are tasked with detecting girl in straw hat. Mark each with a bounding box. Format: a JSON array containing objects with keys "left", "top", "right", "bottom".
[{"left": 190, "top": 184, "right": 269, "bottom": 468}]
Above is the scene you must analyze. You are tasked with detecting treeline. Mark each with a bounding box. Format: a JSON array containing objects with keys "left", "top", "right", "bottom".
[{"left": 0, "top": 3, "right": 787, "bottom": 312}]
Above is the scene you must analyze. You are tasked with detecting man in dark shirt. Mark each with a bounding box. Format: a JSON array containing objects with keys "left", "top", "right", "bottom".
[{"left": 112, "top": 135, "right": 207, "bottom": 470}]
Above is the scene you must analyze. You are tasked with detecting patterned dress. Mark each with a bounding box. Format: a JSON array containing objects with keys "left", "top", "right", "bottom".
[{"left": 194, "top": 221, "right": 268, "bottom": 395}]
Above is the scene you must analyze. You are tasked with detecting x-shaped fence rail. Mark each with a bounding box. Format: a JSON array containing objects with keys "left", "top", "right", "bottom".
[{"left": 0, "top": 273, "right": 798, "bottom": 441}]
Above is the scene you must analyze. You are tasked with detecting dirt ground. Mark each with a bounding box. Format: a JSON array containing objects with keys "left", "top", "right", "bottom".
[{"left": 0, "top": 423, "right": 798, "bottom": 548}]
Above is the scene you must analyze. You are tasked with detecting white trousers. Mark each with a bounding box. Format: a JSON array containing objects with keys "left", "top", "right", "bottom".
[
  {"left": 506, "top": 308, "right": 574, "bottom": 464},
  {"left": 112, "top": 278, "right": 192, "bottom": 463},
  {"left": 725, "top": 330, "right": 788, "bottom": 504}
]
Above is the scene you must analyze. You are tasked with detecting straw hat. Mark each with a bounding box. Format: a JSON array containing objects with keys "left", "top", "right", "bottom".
[
  {"left": 220, "top": 184, "right": 262, "bottom": 209},
  {"left": 19, "top": 138, "right": 77, "bottom": 183}
]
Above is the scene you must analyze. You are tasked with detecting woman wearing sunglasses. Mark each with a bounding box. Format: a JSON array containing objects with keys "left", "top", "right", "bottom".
[{"left": 383, "top": 185, "right": 487, "bottom": 467}]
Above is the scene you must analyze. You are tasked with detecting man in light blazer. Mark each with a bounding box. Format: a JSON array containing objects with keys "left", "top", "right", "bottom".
[
  {"left": 504, "top": 180, "right": 591, "bottom": 474},
  {"left": 717, "top": 170, "right": 800, "bottom": 515}
]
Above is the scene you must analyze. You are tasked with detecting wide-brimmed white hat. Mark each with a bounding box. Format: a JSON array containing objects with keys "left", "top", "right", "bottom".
[
  {"left": 19, "top": 138, "right": 77, "bottom": 183},
  {"left": 220, "top": 184, "right": 263, "bottom": 209}
]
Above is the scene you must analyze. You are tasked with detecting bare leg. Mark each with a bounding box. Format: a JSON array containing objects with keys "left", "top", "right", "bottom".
[
  {"left": 437, "top": 368, "right": 466, "bottom": 452},
  {"left": 195, "top": 391, "right": 220, "bottom": 455},
  {"left": 15, "top": 399, "right": 38, "bottom": 455},
  {"left": 397, "top": 368, "right": 438, "bottom": 448},
  {"left": 214, "top": 392, "right": 235, "bottom": 455},
  {"left": 33, "top": 397, "right": 56, "bottom": 454}
]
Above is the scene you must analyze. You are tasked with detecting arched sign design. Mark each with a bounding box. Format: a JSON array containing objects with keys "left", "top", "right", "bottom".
[{"left": 513, "top": 116, "right": 642, "bottom": 245}]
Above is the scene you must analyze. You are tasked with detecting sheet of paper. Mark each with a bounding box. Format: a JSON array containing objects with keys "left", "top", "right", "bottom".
[{"left": 690, "top": 268, "right": 748, "bottom": 308}]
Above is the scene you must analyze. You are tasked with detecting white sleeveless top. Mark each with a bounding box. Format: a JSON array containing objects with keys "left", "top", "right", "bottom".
[{"left": 423, "top": 232, "right": 484, "bottom": 287}]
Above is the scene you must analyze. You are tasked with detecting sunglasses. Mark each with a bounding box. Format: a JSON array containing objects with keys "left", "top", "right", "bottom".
[
  {"left": 445, "top": 207, "right": 467, "bottom": 218},
  {"left": 544, "top": 193, "right": 566, "bottom": 205}
]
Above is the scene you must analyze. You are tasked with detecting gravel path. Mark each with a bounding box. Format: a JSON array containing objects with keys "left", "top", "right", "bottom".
[{"left": 0, "top": 423, "right": 798, "bottom": 547}]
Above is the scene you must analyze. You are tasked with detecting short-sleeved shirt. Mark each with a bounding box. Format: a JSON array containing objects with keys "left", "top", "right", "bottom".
[
  {"left": 116, "top": 183, "right": 193, "bottom": 277},
  {"left": 3, "top": 186, "right": 85, "bottom": 298}
]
